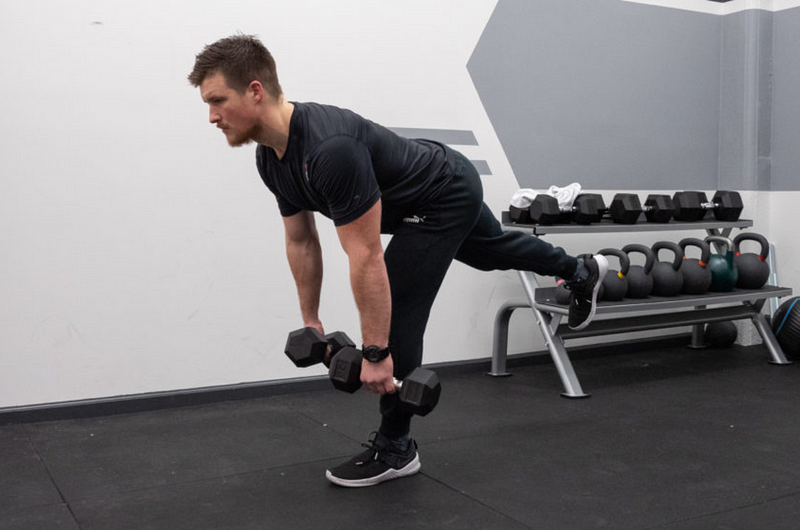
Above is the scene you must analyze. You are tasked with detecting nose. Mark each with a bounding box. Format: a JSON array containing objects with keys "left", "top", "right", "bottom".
[{"left": 209, "top": 108, "right": 220, "bottom": 124}]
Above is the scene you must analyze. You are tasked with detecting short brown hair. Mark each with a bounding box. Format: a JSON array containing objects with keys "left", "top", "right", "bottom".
[{"left": 188, "top": 34, "right": 283, "bottom": 98}]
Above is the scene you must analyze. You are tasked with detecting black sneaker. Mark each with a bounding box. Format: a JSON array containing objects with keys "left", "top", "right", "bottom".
[
  {"left": 326, "top": 432, "right": 420, "bottom": 488},
  {"left": 566, "top": 254, "right": 608, "bottom": 330}
]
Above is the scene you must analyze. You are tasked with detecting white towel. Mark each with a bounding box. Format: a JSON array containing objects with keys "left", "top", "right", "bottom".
[
  {"left": 510, "top": 183, "right": 582, "bottom": 208},
  {"left": 547, "top": 183, "right": 582, "bottom": 207},
  {"left": 509, "top": 188, "right": 539, "bottom": 209}
]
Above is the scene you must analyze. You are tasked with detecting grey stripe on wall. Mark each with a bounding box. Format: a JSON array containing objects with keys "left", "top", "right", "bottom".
[
  {"left": 469, "top": 160, "right": 492, "bottom": 175},
  {"left": 388, "top": 127, "right": 491, "bottom": 175},
  {"left": 389, "top": 127, "right": 478, "bottom": 145}
]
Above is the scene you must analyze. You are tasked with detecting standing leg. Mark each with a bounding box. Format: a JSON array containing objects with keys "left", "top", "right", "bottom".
[{"left": 379, "top": 154, "right": 485, "bottom": 440}]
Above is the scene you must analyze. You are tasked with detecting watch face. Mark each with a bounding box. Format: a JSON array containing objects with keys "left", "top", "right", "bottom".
[{"left": 363, "top": 346, "right": 388, "bottom": 362}]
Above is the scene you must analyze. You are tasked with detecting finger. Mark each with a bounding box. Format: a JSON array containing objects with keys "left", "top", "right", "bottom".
[{"left": 365, "top": 383, "right": 383, "bottom": 395}]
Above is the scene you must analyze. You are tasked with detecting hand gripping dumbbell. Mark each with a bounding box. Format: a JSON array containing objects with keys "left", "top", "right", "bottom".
[
  {"left": 672, "top": 190, "right": 743, "bottom": 222},
  {"left": 608, "top": 194, "right": 675, "bottom": 224},
  {"left": 284, "top": 327, "right": 355, "bottom": 368},
  {"left": 328, "top": 346, "right": 442, "bottom": 416},
  {"left": 524, "top": 194, "right": 604, "bottom": 225}
]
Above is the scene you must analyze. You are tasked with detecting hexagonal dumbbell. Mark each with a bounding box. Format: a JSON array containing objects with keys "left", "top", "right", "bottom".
[
  {"left": 328, "top": 346, "right": 442, "bottom": 416},
  {"left": 284, "top": 327, "right": 355, "bottom": 368},
  {"left": 672, "top": 190, "right": 743, "bottom": 222},
  {"left": 608, "top": 193, "right": 675, "bottom": 224},
  {"left": 527, "top": 193, "right": 604, "bottom": 225}
]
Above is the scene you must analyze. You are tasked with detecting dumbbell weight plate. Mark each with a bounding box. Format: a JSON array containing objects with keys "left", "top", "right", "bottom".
[
  {"left": 397, "top": 368, "right": 442, "bottom": 417},
  {"left": 643, "top": 194, "right": 675, "bottom": 223},
  {"left": 328, "top": 346, "right": 364, "bottom": 393},
  {"left": 284, "top": 327, "right": 328, "bottom": 368}
]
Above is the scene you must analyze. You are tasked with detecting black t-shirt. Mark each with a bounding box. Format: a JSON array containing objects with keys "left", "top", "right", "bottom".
[{"left": 256, "top": 102, "right": 454, "bottom": 232}]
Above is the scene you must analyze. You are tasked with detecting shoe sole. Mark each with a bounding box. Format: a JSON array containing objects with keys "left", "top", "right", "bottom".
[
  {"left": 570, "top": 254, "right": 609, "bottom": 331},
  {"left": 325, "top": 453, "right": 421, "bottom": 488}
]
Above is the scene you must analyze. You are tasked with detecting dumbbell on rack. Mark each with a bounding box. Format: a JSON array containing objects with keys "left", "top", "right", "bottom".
[
  {"left": 510, "top": 193, "right": 604, "bottom": 225},
  {"left": 672, "top": 190, "right": 743, "bottom": 222},
  {"left": 594, "top": 193, "right": 674, "bottom": 224},
  {"left": 284, "top": 327, "right": 355, "bottom": 368},
  {"left": 328, "top": 346, "right": 442, "bottom": 416},
  {"left": 608, "top": 194, "right": 675, "bottom": 224}
]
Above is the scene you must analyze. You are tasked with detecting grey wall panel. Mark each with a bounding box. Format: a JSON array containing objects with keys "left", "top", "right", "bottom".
[
  {"left": 771, "top": 7, "right": 800, "bottom": 191},
  {"left": 718, "top": 9, "right": 773, "bottom": 192},
  {"left": 468, "top": 0, "right": 721, "bottom": 191}
]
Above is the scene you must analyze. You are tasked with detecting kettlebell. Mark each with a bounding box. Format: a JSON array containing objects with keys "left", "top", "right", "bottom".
[
  {"left": 554, "top": 277, "right": 571, "bottom": 305},
  {"left": 621, "top": 244, "right": 655, "bottom": 298},
  {"left": 678, "top": 238, "right": 712, "bottom": 294},
  {"left": 597, "top": 248, "right": 630, "bottom": 301},
  {"left": 704, "top": 235, "right": 738, "bottom": 292},
  {"left": 733, "top": 232, "right": 770, "bottom": 289},
  {"left": 650, "top": 241, "right": 684, "bottom": 296}
]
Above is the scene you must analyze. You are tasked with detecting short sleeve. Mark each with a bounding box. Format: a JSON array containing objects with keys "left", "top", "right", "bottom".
[
  {"left": 256, "top": 145, "right": 302, "bottom": 218},
  {"left": 310, "top": 136, "right": 381, "bottom": 226}
]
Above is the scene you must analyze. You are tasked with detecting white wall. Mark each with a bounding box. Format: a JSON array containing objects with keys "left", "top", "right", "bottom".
[{"left": 1, "top": 0, "right": 524, "bottom": 408}]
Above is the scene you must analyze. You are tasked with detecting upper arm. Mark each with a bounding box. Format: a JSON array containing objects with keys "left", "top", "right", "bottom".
[{"left": 335, "top": 199, "right": 383, "bottom": 258}]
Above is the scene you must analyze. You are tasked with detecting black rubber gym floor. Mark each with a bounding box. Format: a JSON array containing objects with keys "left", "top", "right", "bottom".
[{"left": 3, "top": 341, "right": 800, "bottom": 529}]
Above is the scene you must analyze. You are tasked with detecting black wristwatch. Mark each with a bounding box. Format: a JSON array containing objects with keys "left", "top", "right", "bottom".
[{"left": 362, "top": 345, "right": 390, "bottom": 363}]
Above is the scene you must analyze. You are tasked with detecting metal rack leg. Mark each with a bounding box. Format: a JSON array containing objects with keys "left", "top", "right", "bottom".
[
  {"left": 688, "top": 305, "right": 708, "bottom": 349},
  {"left": 517, "top": 271, "right": 589, "bottom": 398},
  {"left": 534, "top": 307, "right": 590, "bottom": 398},
  {"left": 751, "top": 311, "right": 792, "bottom": 365},
  {"left": 489, "top": 300, "right": 531, "bottom": 377},
  {"left": 768, "top": 243, "right": 780, "bottom": 318}
]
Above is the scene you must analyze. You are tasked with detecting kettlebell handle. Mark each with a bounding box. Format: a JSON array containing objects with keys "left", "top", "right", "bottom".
[
  {"left": 733, "top": 232, "right": 769, "bottom": 261},
  {"left": 621, "top": 243, "right": 655, "bottom": 274},
  {"left": 597, "top": 248, "right": 631, "bottom": 276},
  {"left": 678, "top": 237, "right": 711, "bottom": 266},
  {"left": 651, "top": 241, "right": 683, "bottom": 272},
  {"left": 704, "top": 235, "right": 734, "bottom": 254}
]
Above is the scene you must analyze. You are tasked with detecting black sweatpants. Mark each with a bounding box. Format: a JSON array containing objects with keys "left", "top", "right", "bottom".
[{"left": 379, "top": 150, "right": 578, "bottom": 439}]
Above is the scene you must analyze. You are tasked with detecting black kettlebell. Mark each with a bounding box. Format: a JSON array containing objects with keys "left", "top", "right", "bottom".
[
  {"left": 597, "top": 248, "right": 630, "bottom": 301},
  {"left": 705, "top": 235, "right": 738, "bottom": 292},
  {"left": 679, "top": 238, "right": 712, "bottom": 294},
  {"left": 621, "top": 244, "right": 655, "bottom": 298},
  {"left": 733, "top": 232, "right": 770, "bottom": 289},
  {"left": 554, "top": 277, "right": 571, "bottom": 305},
  {"left": 650, "top": 241, "right": 684, "bottom": 296}
]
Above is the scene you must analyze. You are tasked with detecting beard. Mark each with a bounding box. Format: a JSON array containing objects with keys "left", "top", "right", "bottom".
[{"left": 226, "top": 122, "right": 262, "bottom": 148}]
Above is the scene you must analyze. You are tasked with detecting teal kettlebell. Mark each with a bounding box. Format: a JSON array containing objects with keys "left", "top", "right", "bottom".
[{"left": 704, "top": 235, "right": 738, "bottom": 292}]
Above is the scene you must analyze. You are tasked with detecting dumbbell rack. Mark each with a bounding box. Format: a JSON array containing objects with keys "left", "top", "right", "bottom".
[{"left": 492, "top": 214, "right": 793, "bottom": 398}]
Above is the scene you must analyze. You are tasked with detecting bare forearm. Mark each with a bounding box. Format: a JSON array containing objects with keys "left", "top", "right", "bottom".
[
  {"left": 286, "top": 235, "right": 323, "bottom": 326},
  {"left": 349, "top": 251, "right": 392, "bottom": 348}
]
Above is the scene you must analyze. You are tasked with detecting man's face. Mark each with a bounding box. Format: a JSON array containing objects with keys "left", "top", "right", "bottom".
[{"left": 200, "top": 72, "right": 261, "bottom": 147}]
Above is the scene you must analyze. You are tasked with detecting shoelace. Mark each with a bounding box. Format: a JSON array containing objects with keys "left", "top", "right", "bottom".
[{"left": 356, "top": 435, "right": 385, "bottom": 465}]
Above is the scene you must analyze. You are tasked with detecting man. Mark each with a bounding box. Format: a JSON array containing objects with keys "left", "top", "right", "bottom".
[{"left": 188, "top": 34, "right": 607, "bottom": 488}]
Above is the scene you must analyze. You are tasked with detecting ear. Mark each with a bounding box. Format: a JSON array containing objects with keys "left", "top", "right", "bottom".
[{"left": 248, "top": 81, "right": 265, "bottom": 103}]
